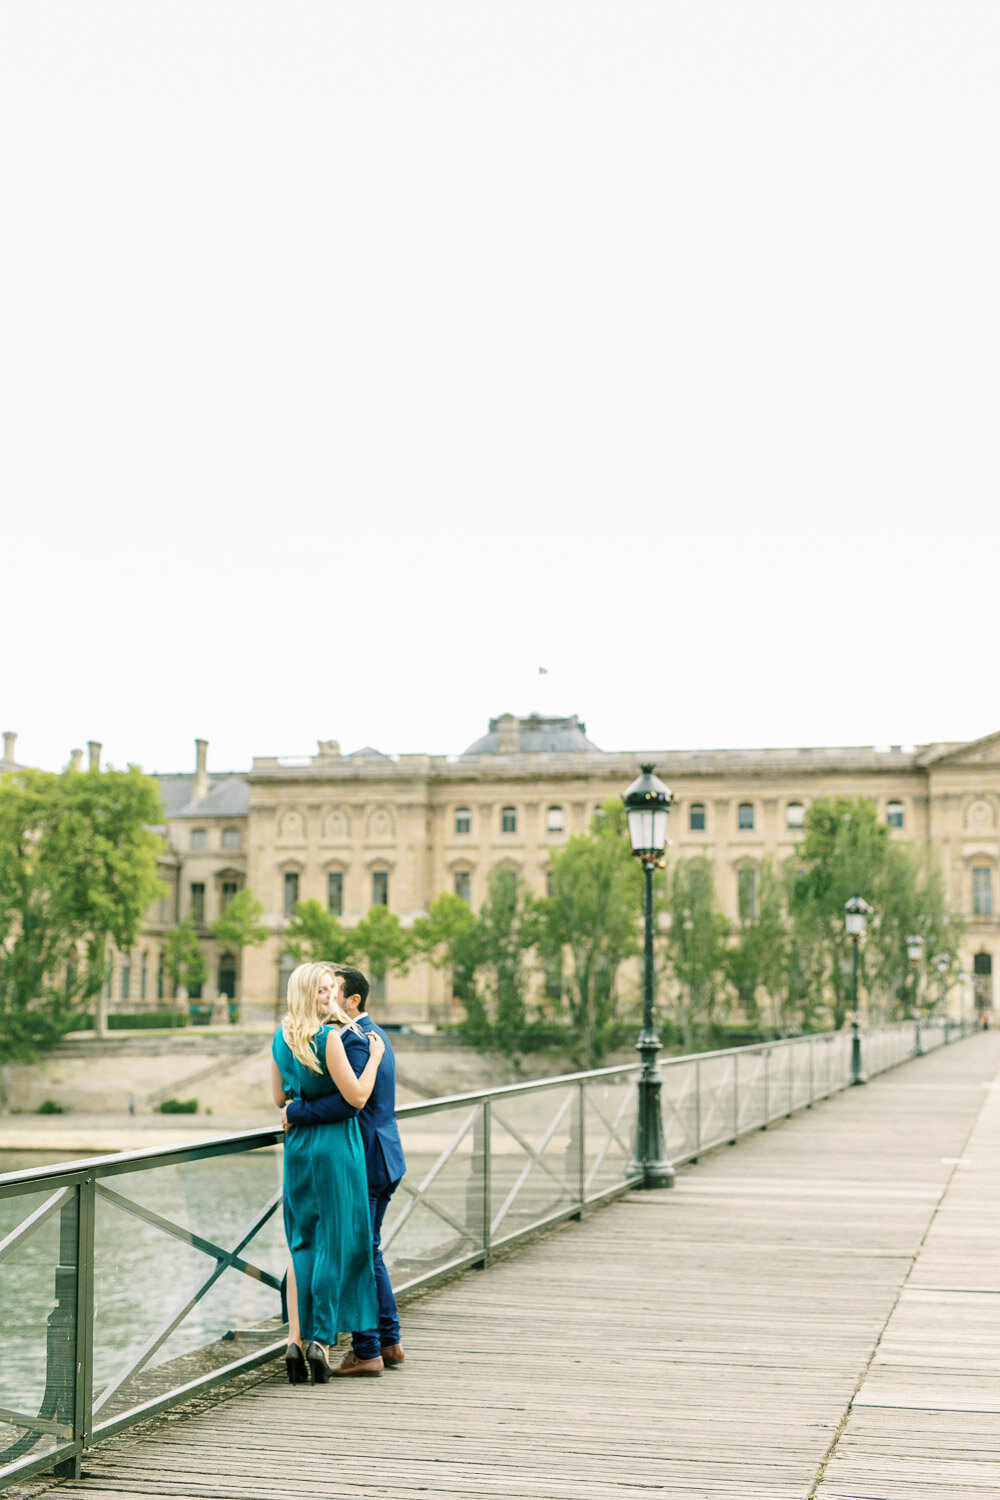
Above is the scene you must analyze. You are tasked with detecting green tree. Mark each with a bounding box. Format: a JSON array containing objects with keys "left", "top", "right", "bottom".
[
  {"left": 352, "top": 905, "right": 413, "bottom": 996},
  {"left": 661, "top": 856, "right": 730, "bottom": 1047},
  {"left": 724, "top": 859, "right": 788, "bottom": 1035},
  {"left": 210, "top": 887, "right": 269, "bottom": 952},
  {"left": 161, "top": 915, "right": 208, "bottom": 999},
  {"left": 537, "top": 800, "right": 642, "bottom": 1068},
  {"left": 788, "top": 796, "right": 958, "bottom": 1026},
  {"left": 0, "top": 764, "right": 165, "bottom": 1058},
  {"left": 412, "top": 892, "right": 483, "bottom": 1009},
  {"left": 472, "top": 866, "right": 540, "bottom": 1059},
  {"left": 283, "top": 898, "right": 355, "bottom": 966}
]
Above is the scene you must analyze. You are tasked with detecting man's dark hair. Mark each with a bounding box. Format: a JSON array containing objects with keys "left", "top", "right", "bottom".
[{"left": 335, "top": 966, "right": 370, "bottom": 1008}]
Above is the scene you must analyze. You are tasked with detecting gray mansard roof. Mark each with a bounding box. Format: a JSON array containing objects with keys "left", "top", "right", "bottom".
[
  {"left": 155, "top": 773, "right": 250, "bottom": 819},
  {"left": 462, "top": 714, "right": 602, "bottom": 757}
]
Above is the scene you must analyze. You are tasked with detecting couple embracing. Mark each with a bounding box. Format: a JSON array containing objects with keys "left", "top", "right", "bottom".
[{"left": 270, "top": 962, "right": 405, "bottom": 1382}]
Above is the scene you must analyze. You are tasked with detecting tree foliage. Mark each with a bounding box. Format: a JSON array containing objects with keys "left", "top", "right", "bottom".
[
  {"left": 537, "top": 800, "right": 643, "bottom": 1067},
  {"left": 282, "top": 898, "right": 355, "bottom": 966},
  {"left": 660, "top": 856, "right": 730, "bottom": 1047},
  {"left": 161, "top": 914, "right": 208, "bottom": 997},
  {"left": 352, "top": 904, "right": 414, "bottom": 982},
  {"left": 0, "top": 765, "right": 165, "bottom": 1059},
  {"left": 210, "top": 887, "right": 268, "bottom": 951}
]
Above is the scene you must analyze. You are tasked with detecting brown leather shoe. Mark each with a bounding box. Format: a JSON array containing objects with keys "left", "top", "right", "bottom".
[
  {"left": 380, "top": 1343, "right": 405, "bottom": 1365},
  {"left": 332, "top": 1351, "right": 384, "bottom": 1376}
]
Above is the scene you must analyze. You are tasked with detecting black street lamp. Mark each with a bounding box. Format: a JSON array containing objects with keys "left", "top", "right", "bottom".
[
  {"left": 623, "top": 763, "right": 675, "bottom": 1189},
  {"left": 845, "top": 896, "right": 873, "bottom": 1085},
  {"left": 907, "top": 933, "right": 925, "bottom": 1054}
]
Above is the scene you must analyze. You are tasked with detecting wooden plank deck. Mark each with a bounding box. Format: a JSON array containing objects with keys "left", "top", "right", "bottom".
[{"left": 42, "top": 1033, "right": 1000, "bottom": 1500}]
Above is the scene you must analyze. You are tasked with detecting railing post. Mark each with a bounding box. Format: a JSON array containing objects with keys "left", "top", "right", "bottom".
[
  {"left": 481, "top": 1098, "right": 492, "bottom": 1266},
  {"left": 577, "top": 1081, "right": 585, "bottom": 1209},
  {"left": 694, "top": 1057, "right": 701, "bottom": 1159},
  {"left": 732, "top": 1051, "right": 739, "bottom": 1143},
  {"left": 48, "top": 1186, "right": 85, "bottom": 1480},
  {"left": 762, "top": 1048, "right": 770, "bottom": 1127},
  {"left": 808, "top": 1034, "right": 814, "bottom": 1107}
]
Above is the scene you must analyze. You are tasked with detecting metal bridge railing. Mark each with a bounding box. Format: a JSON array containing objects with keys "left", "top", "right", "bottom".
[{"left": 0, "top": 1015, "right": 969, "bottom": 1487}]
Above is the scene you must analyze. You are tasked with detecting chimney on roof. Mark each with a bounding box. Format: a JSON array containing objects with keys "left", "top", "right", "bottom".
[
  {"left": 2, "top": 731, "right": 15, "bottom": 763},
  {"left": 496, "top": 714, "right": 519, "bottom": 754},
  {"left": 192, "top": 738, "right": 210, "bottom": 803},
  {"left": 70, "top": 748, "right": 83, "bottom": 771},
  {"left": 88, "top": 741, "right": 101, "bottom": 771}
]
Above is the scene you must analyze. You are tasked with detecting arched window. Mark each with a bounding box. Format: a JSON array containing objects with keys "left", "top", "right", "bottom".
[
  {"left": 887, "top": 800, "right": 904, "bottom": 829},
  {"left": 455, "top": 807, "right": 471, "bottom": 835},
  {"left": 283, "top": 872, "right": 299, "bottom": 917},
  {"left": 454, "top": 870, "right": 471, "bottom": 903},
  {"left": 738, "top": 803, "right": 754, "bottom": 831},
  {"left": 372, "top": 870, "right": 389, "bottom": 906},
  {"left": 689, "top": 803, "right": 706, "bottom": 832},
  {"left": 501, "top": 807, "right": 517, "bottom": 834},
  {"left": 327, "top": 871, "right": 343, "bottom": 916},
  {"left": 546, "top": 806, "right": 564, "bottom": 834},
  {"left": 786, "top": 802, "right": 804, "bottom": 829}
]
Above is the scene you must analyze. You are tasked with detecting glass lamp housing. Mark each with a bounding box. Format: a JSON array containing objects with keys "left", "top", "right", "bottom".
[{"left": 622, "top": 764, "right": 674, "bottom": 857}]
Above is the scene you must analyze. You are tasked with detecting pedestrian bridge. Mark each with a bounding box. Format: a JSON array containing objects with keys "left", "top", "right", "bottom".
[{"left": 3, "top": 1024, "right": 999, "bottom": 1498}]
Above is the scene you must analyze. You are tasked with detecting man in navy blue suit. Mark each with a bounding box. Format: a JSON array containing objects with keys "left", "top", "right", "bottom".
[{"left": 282, "top": 965, "right": 406, "bottom": 1375}]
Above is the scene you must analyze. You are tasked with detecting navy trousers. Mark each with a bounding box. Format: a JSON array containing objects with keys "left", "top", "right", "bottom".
[{"left": 352, "top": 1176, "right": 402, "bottom": 1360}]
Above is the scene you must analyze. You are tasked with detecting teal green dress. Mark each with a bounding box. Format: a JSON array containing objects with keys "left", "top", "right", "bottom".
[{"left": 272, "top": 1024, "right": 378, "bottom": 1343}]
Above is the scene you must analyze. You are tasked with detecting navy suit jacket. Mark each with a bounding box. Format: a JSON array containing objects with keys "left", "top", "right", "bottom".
[{"left": 284, "top": 1015, "right": 406, "bottom": 1191}]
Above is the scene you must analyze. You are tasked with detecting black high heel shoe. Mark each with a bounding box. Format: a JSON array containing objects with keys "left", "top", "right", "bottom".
[
  {"left": 285, "top": 1342, "right": 309, "bottom": 1384},
  {"left": 306, "top": 1340, "right": 334, "bottom": 1384}
]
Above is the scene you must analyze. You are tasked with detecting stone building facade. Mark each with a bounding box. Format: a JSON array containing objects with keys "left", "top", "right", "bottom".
[{"left": 9, "top": 715, "right": 1000, "bottom": 1019}]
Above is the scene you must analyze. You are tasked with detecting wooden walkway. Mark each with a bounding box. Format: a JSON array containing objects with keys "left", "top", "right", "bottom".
[{"left": 43, "top": 1033, "right": 1000, "bottom": 1500}]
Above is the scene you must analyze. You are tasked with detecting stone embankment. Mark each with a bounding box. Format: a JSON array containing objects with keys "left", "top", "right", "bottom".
[{"left": 0, "top": 1028, "right": 608, "bottom": 1153}]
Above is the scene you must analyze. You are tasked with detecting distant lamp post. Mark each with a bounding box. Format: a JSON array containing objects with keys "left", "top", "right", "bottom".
[
  {"left": 934, "top": 953, "right": 951, "bottom": 1042},
  {"left": 845, "top": 895, "right": 873, "bottom": 1085},
  {"left": 907, "top": 933, "right": 926, "bottom": 1054},
  {"left": 623, "top": 763, "right": 675, "bottom": 1189}
]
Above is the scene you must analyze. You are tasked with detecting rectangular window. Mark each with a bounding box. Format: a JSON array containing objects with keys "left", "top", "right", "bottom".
[
  {"left": 190, "top": 828, "right": 207, "bottom": 849},
  {"left": 786, "top": 802, "right": 805, "bottom": 829},
  {"left": 191, "top": 883, "right": 205, "bottom": 924},
  {"left": 973, "top": 866, "right": 992, "bottom": 917},
  {"left": 887, "top": 801, "right": 904, "bottom": 829},
  {"left": 328, "top": 872, "right": 344, "bottom": 916},
  {"left": 140, "top": 957, "right": 147, "bottom": 1001},
  {"left": 546, "top": 806, "right": 564, "bottom": 834},
  {"left": 455, "top": 808, "right": 471, "bottom": 835},
  {"left": 372, "top": 871, "right": 389, "bottom": 906},
  {"left": 454, "top": 871, "right": 471, "bottom": 903},
  {"left": 738, "top": 803, "right": 754, "bottom": 831},
  {"left": 283, "top": 872, "right": 299, "bottom": 917},
  {"left": 222, "top": 827, "right": 241, "bottom": 849},
  {"left": 221, "top": 881, "right": 238, "bottom": 909},
  {"left": 689, "top": 804, "right": 706, "bottom": 832},
  {"left": 370, "top": 972, "right": 386, "bottom": 1003},
  {"left": 120, "top": 956, "right": 131, "bottom": 1001},
  {"left": 501, "top": 807, "right": 517, "bottom": 834}
]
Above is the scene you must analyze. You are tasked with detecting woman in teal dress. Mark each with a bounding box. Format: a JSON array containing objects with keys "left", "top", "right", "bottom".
[{"left": 271, "top": 961, "right": 384, "bottom": 1382}]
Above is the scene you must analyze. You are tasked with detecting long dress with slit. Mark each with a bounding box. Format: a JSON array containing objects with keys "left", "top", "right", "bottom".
[{"left": 272, "top": 1024, "right": 378, "bottom": 1343}]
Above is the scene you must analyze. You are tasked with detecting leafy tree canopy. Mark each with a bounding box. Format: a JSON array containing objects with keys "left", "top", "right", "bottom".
[{"left": 0, "top": 764, "right": 165, "bottom": 1060}]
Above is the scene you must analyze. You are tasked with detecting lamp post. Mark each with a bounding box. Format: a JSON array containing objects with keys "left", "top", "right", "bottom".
[
  {"left": 623, "top": 763, "right": 675, "bottom": 1189},
  {"left": 845, "top": 895, "right": 873, "bottom": 1085},
  {"left": 933, "top": 953, "right": 951, "bottom": 1043},
  {"left": 907, "top": 933, "right": 925, "bottom": 1054}
]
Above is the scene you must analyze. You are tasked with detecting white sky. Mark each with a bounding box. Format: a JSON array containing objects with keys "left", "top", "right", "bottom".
[{"left": 2, "top": 2, "right": 998, "bottom": 776}]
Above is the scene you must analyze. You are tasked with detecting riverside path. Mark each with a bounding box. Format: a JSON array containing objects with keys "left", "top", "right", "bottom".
[{"left": 37, "top": 1031, "right": 1000, "bottom": 1500}]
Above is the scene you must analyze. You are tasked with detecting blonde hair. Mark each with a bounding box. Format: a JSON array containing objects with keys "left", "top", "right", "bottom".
[{"left": 281, "top": 962, "right": 361, "bottom": 1072}]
